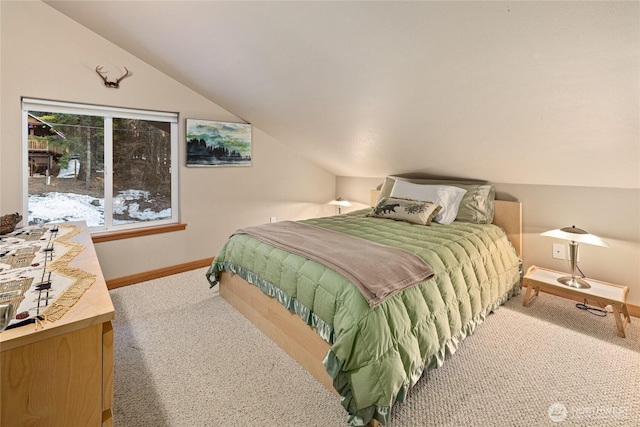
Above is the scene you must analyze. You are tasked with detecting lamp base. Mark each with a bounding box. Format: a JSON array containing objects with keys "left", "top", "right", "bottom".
[{"left": 557, "top": 275, "right": 591, "bottom": 289}]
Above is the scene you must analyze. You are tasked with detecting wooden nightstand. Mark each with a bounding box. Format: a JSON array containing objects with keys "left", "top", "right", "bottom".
[{"left": 523, "top": 265, "right": 631, "bottom": 338}]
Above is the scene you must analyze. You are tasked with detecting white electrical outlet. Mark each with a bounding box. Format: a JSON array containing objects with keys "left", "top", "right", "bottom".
[
  {"left": 552, "top": 243, "right": 565, "bottom": 260},
  {"left": 270, "top": 216, "right": 276, "bottom": 223}
]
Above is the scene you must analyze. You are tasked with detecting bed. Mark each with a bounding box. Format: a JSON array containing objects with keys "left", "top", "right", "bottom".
[{"left": 206, "top": 178, "right": 522, "bottom": 426}]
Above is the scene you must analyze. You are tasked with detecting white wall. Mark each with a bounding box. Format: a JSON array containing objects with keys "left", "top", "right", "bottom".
[{"left": 0, "top": 1, "right": 336, "bottom": 279}]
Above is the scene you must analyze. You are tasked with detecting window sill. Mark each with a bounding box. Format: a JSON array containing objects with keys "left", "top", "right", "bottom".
[{"left": 91, "top": 223, "right": 187, "bottom": 243}]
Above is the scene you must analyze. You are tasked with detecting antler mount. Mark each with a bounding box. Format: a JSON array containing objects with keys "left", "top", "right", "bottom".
[{"left": 95, "top": 66, "right": 131, "bottom": 88}]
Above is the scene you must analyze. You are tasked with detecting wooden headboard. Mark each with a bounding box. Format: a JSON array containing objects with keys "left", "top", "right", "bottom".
[
  {"left": 493, "top": 200, "right": 522, "bottom": 257},
  {"left": 369, "top": 189, "right": 522, "bottom": 258}
]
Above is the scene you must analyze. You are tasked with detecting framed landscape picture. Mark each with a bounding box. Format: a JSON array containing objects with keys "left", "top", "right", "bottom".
[{"left": 186, "top": 119, "right": 252, "bottom": 167}]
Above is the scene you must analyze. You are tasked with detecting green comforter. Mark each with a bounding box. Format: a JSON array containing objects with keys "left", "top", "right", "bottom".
[{"left": 206, "top": 209, "right": 522, "bottom": 426}]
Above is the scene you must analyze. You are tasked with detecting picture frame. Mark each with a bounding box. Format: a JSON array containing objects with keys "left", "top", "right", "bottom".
[{"left": 185, "top": 119, "right": 252, "bottom": 167}]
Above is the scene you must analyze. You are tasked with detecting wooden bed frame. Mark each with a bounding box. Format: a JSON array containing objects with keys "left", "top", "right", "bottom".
[{"left": 219, "top": 200, "right": 522, "bottom": 426}]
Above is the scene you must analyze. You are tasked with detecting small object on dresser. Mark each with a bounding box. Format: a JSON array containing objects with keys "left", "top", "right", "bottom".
[
  {"left": 0, "top": 304, "right": 14, "bottom": 332},
  {"left": 0, "top": 213, "right": 23, "bottom": 235}
]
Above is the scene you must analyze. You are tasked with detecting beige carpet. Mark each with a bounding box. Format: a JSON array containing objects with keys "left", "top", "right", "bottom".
[{"left": 110, "top": 268, "right": 639, "bottom": 426}]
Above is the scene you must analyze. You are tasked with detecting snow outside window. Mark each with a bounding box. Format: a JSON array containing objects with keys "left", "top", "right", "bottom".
[{"left": 22, "top": 98, "right": 179, "bottom": 233}]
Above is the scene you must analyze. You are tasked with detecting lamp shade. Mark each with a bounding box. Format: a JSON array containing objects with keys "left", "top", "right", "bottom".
[
  {"left": 541, "top": 226, "right": 610, "bottom": 248},
  {"left": 328, "top": 197, "right": 353, "bottom": 207}
]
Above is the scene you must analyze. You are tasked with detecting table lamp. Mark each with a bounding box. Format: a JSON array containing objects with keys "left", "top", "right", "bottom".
[
  {"left": 329, "top": 197, "right": 352, "bottom": 214},
  {"left": 541, "top": 225, "right": 610, "bottom": 288}
]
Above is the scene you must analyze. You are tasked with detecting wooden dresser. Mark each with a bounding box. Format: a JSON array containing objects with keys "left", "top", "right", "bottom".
[{"left": 0, "top": 222, "right": 115, "bottom": 426}]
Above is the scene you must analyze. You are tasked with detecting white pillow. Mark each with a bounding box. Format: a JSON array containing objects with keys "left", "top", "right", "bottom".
[{"left": 390, "top": 180, "right": 467, "bottom": 224}]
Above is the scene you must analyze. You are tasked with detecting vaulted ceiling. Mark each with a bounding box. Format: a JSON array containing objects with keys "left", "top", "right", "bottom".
[{"left": 44, "top": 1, "right": 639, "bottom": 188}]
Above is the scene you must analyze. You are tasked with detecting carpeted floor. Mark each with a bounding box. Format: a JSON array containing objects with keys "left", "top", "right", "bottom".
[{"left": 109, "top": 268, "right": 639, "bottom": 426}]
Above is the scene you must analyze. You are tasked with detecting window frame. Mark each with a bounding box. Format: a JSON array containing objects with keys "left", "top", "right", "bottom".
[{"left": 22, "top": 98, "right": 180, "bottom": 235}]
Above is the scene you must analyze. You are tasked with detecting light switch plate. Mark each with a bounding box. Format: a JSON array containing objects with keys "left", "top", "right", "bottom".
[{"left": 552, "top": 243, "right": 565, "bottom": 260}]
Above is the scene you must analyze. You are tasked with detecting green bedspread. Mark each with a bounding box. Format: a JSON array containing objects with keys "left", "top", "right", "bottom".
[{"left": 206, "top": 209, "right": 522, "bottom": 426}]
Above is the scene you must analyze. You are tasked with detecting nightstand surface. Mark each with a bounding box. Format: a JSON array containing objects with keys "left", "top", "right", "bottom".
[{"left": 523, "top": 265, "right": 631, "bottom": 337}]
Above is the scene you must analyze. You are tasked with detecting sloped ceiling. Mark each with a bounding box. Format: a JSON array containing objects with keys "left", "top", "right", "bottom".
[{"left": 44, "top": 1, "right": 639, "bottom": 188}]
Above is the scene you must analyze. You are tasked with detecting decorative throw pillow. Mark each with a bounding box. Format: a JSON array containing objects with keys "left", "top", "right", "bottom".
[
  {"left": 368, "top": 197, "right": 442, "bottom": 225},
  {"left": 390, "top": 180, "right": 467, "bottom": 225},
  {"left": 377, "top": 176, "right": 496, "bottom": 224}
]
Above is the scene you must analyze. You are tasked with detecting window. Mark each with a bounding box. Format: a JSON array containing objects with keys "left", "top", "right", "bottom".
[{"left": 22, "top": 98, "right": 179, "bottom": 233}]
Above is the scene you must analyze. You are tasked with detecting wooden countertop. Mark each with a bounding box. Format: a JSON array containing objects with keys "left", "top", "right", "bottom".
[{"left": 0, "top": 222, "right": 114, "bottom": 351}]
